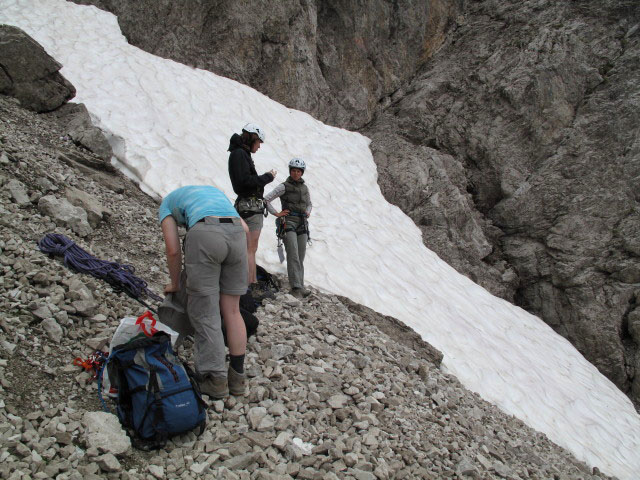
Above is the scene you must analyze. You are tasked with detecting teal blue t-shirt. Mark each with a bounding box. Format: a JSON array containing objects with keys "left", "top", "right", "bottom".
[{"left": 158, "top": 185, "right": 239, "bottom": 228}]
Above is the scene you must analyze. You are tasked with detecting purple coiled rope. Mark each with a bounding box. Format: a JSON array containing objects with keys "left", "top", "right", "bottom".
[{"left": 38, "top": 233, "right": 162, "bottom": 303}]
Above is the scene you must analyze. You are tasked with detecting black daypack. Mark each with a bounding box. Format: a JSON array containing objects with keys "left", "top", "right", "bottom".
[
  {"left": 256, "top": 265, "right": 279, "bottom": 290},
  {"left": 251, "top": 265, "right": 279, "bottom": 303},
  {"left": 107, "top": 332, "right": 206, "bottom": 450},
  {"left": 222, "top": 301, "right": 259, "bottom": 346}
]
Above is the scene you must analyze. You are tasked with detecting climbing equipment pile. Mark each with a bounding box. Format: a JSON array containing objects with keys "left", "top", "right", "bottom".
[
  {"left": 74, "top": 351, "right": 108, "bottom": 380},
  {"left": 75, "top": 351, "right": 112, "bottom": 411},
  {"left": 38, "top": 233, "right": 162, "bottom": 310}
]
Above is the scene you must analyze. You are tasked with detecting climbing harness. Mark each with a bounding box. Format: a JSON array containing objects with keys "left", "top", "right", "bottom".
[
  {"left": 276, "top": 213, "right": 311, "bottom": 243},
  {"left": 38, "top": 233, "right": 161, "bottom": 313},
  {"left": 234, "top": 195, "right": 267, "bottom": 218},
  {"left": 275, "top": 212, "right": 312, "bottom": 263}
]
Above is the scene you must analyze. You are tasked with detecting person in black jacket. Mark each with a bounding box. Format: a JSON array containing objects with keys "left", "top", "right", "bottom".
[{"left": 228, "top": 123, "right": 277, "bottom": 285}]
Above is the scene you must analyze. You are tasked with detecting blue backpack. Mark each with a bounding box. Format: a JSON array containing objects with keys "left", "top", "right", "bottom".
[{"left": 107, "top": 332, "right": 206, "bottom": 449}]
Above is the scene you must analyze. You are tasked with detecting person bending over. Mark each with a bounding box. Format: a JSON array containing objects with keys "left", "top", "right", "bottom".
[
  {"left": 159, "top": 185, "right": 248, "bottom": 398},
  {"left": 264, "top": 158, "right": 312, "bottom": 298},
  {"left": 228, "top": 123, "right": 276, "bottom": 287}
]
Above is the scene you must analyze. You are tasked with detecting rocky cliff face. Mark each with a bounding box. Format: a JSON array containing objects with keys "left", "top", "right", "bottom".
[
  {"left": 68, "top": 0, "right": 640, "bottom": 406},
  {"left": 369, "top": 0, "right": 640, "bottom": 406},
  {"left": 70, "top": 0, "right": 461, "bottom": 128}
]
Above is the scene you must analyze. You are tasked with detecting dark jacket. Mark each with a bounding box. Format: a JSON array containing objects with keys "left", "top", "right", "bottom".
[{"left": 227, "top": 134, "right": 274, "bottom": 198}]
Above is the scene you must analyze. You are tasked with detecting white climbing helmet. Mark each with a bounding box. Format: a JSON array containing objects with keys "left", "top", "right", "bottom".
[
  {"left": 242, "top": 123, "right": 265, "bottom": 142},
  {"left": 289, "top": 157, "right": 306, "bottom": 171}
]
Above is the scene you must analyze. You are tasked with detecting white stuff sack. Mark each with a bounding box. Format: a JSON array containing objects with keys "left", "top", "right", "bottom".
[
  {"left": 101, "top": 311, "right": 179, "bottom": 398},
  {"left": 108, "top": 311, "right": 179, "bottom": 353}
]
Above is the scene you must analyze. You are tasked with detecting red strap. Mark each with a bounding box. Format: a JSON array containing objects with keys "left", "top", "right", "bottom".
[
  {"left": 74, "top": 357, "right": 92, "bottom": 370},
  {"left": 135, "top": 310, "right": 158, "bottom": 337}
]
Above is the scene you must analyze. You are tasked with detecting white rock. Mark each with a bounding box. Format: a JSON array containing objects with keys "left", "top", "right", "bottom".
[
  {"left": 42, "top": 318, "right": 63, "bottom": 343},
  {"left": 327, "top": 394, "right": 349, "bottom": 409},
  {"left": 248, "top": 406, "right": 268, "bottom": 430},
  {"left": 148, "top": 464, "right": 164, "bottom": 479},
  {"left": 82, "top": 412, "right": 131, "bottom": 455},
  {"left": 273, "top": 431, "right": 293, "bottom": 451},
  {"left": 97, "top": 453, "right": 121, "bottom": 472},
  {"left": 291, "top": 437, "right": 314, "bottom": 456}
]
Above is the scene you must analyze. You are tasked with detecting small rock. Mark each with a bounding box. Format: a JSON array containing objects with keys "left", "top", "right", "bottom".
[
  {"left": 42, "top": 318, "right": 63, "bottom": 343},
  {"left": 273, "top": 431, "right": 293, "bottom": 451},
  {"left": 71, "top": 299, "right": 98, "bottom": 317},
  {"left": 248, "top": 406, "right": 268, "bottom": 430},
  {"left": 148, "top": 464, "right": 164, "bottom": 479},
  {"left": 32, "top": 306, "right": 53, "bottom": 320},
  {"left": 457, "top": 456, "right": 478, "bottom": 477},
  {"left": 221, "top": 452, "right": 259, "bottom": 470},
  {"left": 7, "top": 179, "right": 31, "bottom": 206},
  {"left": 328, "top": 394, "right": 349, "bottom": 409},
  {"left": 190, "top": 462, "right": 209, "bottom": 474},
  {"left": 96, "top": 453, "right": 121, "bottom": 472},
  {"left": 271, "top": 344, "right": 294, "bottom": 360}
]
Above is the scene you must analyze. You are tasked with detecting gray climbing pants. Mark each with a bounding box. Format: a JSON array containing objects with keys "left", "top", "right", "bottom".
[
  {"left": 284, "top": 230, "right": 307, "bottom": 289},
  {"left": 159, "top": 216, "right": 247, "bottom": 377}
]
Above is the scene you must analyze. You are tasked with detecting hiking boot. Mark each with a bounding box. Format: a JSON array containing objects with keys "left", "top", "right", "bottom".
[
  {"left": 290, "top": 287, "right": 310, "bottom": 299},
  {"left": 199, "top": 374, "right": 228, "bottom": 399},
  {"left": 228, "top": 366, "right": 246, "bottom": 396}
]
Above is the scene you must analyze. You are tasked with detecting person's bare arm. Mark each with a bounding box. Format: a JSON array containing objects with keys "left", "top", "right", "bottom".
[{"left": 161, "top": 216, "right": 182, "bottom": 293}]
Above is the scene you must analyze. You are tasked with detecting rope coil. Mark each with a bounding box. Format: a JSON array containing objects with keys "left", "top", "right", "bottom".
[{"left": 38, "top": 233, "right": 162, "bottom": 303}]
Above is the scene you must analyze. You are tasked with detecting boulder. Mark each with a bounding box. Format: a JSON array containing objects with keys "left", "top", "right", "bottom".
[
  {"left": 52, "top": 103, "right": 114, "bottom": 161},
  {"left": 0, "top": 25, "right": 75, "bottom": 111},
  {"left": 65, "top": 187, "right": 111, "bottom": 228},
  {"left": 38, "top": 194, "right": 92, "bottom": 237}
]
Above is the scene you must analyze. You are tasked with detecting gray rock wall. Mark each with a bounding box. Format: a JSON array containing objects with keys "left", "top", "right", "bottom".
[
  {"left": 69, "top": 0, "right": 462, "bottom": 128},
  {"left": 376, "top": 0, "right": 640, "bottom": 406}
]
